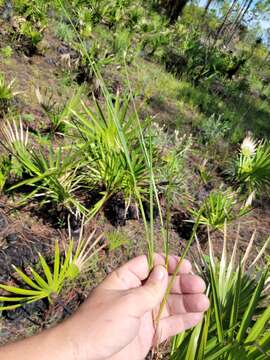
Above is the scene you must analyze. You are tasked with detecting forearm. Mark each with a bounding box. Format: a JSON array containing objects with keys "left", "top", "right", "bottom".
[{"left": 0, "top": 323, "right": 75, "bottom": 360}]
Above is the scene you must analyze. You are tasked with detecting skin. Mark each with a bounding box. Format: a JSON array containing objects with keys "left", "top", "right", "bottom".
[{"left": 0, "top": 254, "right": 209, "bottom": 360}]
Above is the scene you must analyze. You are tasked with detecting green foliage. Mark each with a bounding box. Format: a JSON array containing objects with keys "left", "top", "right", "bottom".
[
  {"left": 157, "top": 129, "right": 192, "bottom": 200},
  {"left": 12, "top": 0, "right": 49, "bottom": 23},
  {"left": 0, "top": 73, "right": 16, "bottom": 104},
  {"left": 199, "top": 114, "right": 230, "bottom": 146},
  {"left": 171, "top": 228, "right": 270, "bottom": 360},
  {"left": 197, "top": 159, "right": 212, "bottom": 185},
  {"left": 231, "top": 136, "right": 270, "bottom": 194},
  {"left": 35, "top": 87, "right": 81, "bottom": 135},
  {"left": 65, "top": 226, "right": 104, "bottom": 280},
  {"left": 55, "top": 22, "right": 75, "bottom": 43},
  {"left": 0, "top": 156, "right": 10, "bottom": 192},
  {"left": 0, "top": 241, "right": 69, "bottom": 310},
  {"left": 1, "top": 120, "right": 87, "bottom": 216},
  {"left": 113, "top": 30, "right": 131, "bottom": 55},
  {"left": 0, "top": 46, "right": 13, "bottom": 59},
  {"left": 190, "top": 189, "right": 250, "bottom": 230},
  {"left": 105, "top": 230, "right": 130, "bottom": 251},
  {"left": 13, "top": 148, "right": 86, "bottom": 215},
  {"left": 70, "top": 94, "right": 152, "bottom": 217},
  {"left": 19, "top": 21, "right": 43, "bottom": 47},
  {"left": 0, "top": 226, "right": 104, "bottom": 310},
  {"left": 0, "top": 154, "right": 22, "bottom": 192}
]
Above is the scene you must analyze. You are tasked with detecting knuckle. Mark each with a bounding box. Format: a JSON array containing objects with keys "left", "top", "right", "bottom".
[{"left": 142, "top": 284, "right": 157, "bottom": 300}]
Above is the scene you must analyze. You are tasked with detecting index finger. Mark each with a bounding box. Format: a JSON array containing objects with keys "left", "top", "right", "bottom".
[{"left": 99, "top": 254, "right": 192, "bottom": 291}]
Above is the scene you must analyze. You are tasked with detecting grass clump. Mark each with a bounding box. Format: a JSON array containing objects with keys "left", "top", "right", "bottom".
[
  {"left": 105, "top": 230, "right": 131, "bottom": 251},
  {"left": 0, "top": 46, "right": 13, "bottom": 59},
  {"left": 55, "top": 22, "right": 76, "bottom": 43}
]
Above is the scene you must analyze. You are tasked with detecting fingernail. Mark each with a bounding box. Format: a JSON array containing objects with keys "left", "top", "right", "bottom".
[{"left": 152, "top": 265, "right": 166, "bottom": 281}]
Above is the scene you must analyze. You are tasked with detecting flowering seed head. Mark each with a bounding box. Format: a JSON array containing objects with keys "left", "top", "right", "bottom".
[{"left": 241, "top": 136, "right": 257, "bottom": 157}]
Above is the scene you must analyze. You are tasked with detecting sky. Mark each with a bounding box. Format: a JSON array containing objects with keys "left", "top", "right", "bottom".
[{"left": 198, "top": 0, "right": 269, "bottom": 42}]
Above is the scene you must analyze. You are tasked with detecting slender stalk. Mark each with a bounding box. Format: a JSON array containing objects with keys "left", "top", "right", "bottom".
[
  {"left": 155, "top": 212, "right": 202, "bottom": 325},
  {"left": 124, "top": 59, "right": 169, "bottom": 268},
  {"left": 57, "top": 0, "right": 159, "bottom": 268}
]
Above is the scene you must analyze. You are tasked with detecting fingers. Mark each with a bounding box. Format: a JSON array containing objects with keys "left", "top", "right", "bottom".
[
  {"left": 129, "top": 265, "right": 168, "bottom": 316},
  {"left": 100, "top": 254, "right": 192, "bottom": 291},
  {"left": 170, "top": 274, "right": 206, "bottom": 294},
  {"left": 156, "top": 313, "right": 204, "bottom": 343},
  {"left": 166, "top": 294, "right": 210, "bottom": 316},
  {"left": 154, "top": 254, "right": 192, "bottom": 275},
  {"left": 100, "top": 255, "right": 149, "bottom": 290}
]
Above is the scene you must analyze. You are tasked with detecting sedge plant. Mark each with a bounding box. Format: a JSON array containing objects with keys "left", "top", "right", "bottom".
[{"left": 56, "top": 0, "right": 164, "bottom": 268}]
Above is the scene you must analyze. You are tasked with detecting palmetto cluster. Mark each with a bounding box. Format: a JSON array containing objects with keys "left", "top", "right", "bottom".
[
  {"left": 234, "top": 136, "right": 270, "bottom": 195},
  {"left": 0, "top": 224, "right": 104, "bottom": 311},
  {"left": 171, "top": 227, "right": 270, "bottom": 360}
]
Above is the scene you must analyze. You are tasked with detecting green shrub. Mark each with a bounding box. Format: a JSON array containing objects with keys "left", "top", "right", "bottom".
[{"left": 199, "top": 114, "right": 230, "bottom": 146}]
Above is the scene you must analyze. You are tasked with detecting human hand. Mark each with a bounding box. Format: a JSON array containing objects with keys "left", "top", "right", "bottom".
[{"left": 62, "top": 254, "right": 209, "bottom": 360}]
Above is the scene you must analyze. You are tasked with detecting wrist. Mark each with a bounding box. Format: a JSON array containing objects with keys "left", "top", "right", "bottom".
[
  {"left": 0, "top": 322, "right": 75, "bottom": 360},
  {"left": 59, "top": 315, "right": 100, "bottom": 360}
]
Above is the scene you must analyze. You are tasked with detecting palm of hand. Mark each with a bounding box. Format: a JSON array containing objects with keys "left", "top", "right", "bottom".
[
  {"left": 65, "top": 254, "right": 209, "bottom": 360},
  {"left": 106, "top": 255, "right": 208, "bottom": 360}
]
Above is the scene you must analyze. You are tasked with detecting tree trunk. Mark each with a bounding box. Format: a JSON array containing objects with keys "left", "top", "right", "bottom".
[
  {"left": 264, "top": 52, "right": 270, "bottom": 63},
  {"left": 226, "top": 0, "right": 253, "bottom": 45},
  {"left": 166, "top": 0, "right": 190, "bottom": 23},
  {"left": 214, "top": 0, "right": 238, "bottom": 44},
  {"left": 221, "top": 0, "right": 248, "bottom": 41},
  {"left": 203, "top": 0, "right": 214, "bottom": 17},
  {"left": 233, "top": 0, "right": 249, "bottom": 27}
]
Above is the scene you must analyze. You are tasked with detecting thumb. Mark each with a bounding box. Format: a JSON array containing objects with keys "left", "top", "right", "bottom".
[{"left": 130, "top": 265, "right": 168, "bottom": 316}]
